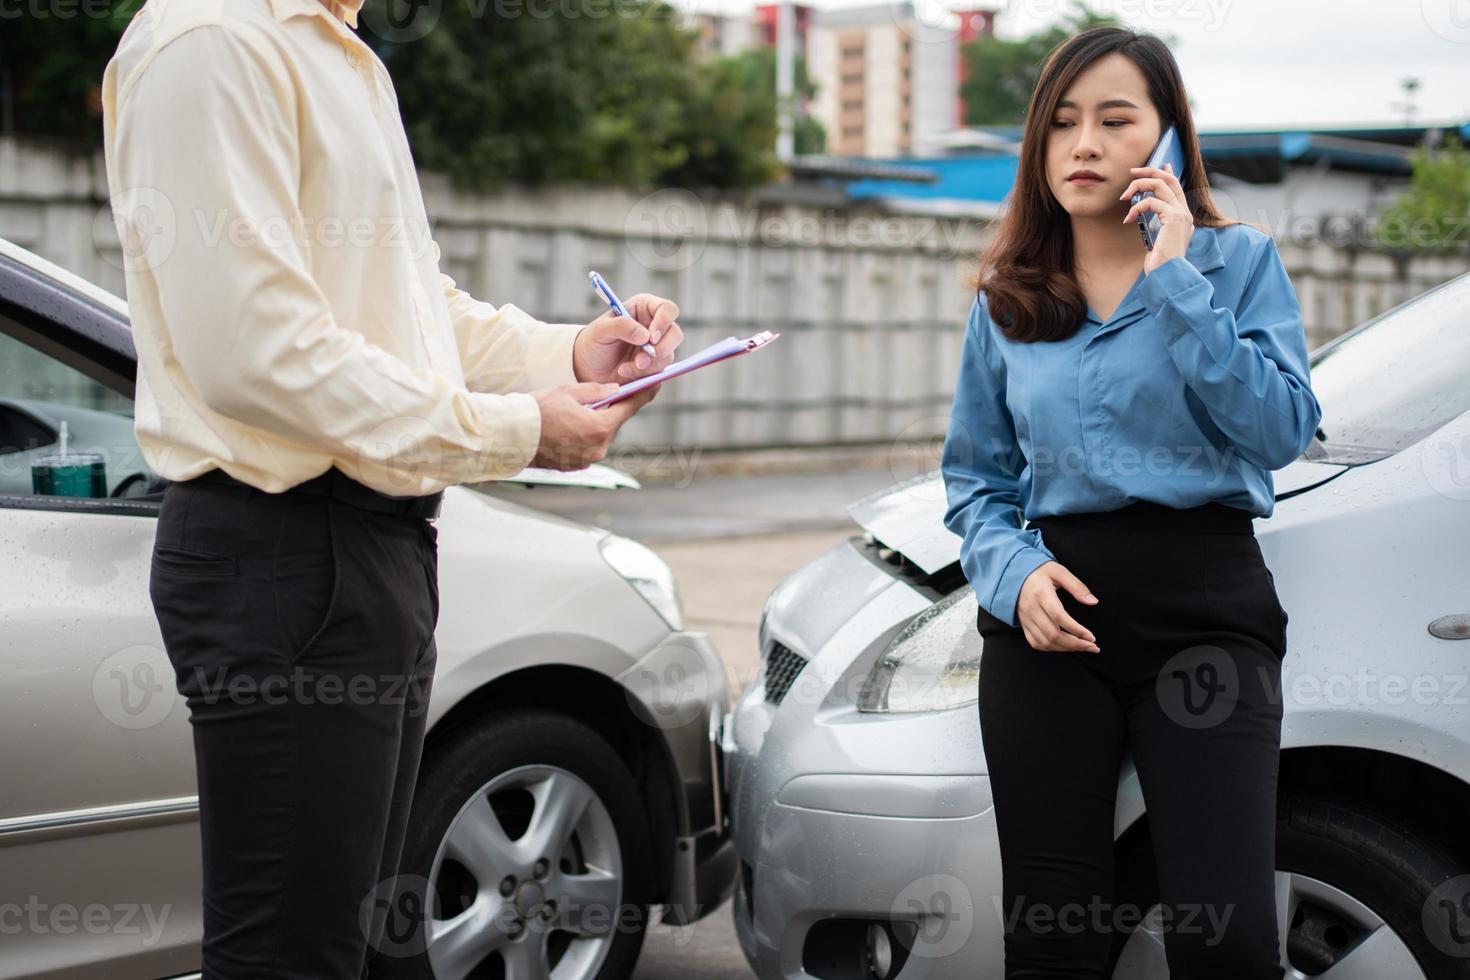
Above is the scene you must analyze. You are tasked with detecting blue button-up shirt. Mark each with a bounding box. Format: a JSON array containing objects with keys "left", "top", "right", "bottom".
[{"left": 940, "top": 223, "right": 1322, "bottom": 627}]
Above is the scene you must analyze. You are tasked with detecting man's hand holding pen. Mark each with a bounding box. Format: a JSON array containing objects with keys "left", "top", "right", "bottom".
[
  {"left": 530, "top": 280, "right": 684, "bottom": 471},
  {"left": 573, "top": 291, "right": 684, "bottom": 384}
]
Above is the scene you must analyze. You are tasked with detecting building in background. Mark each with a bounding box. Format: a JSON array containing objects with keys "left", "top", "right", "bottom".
[
  {"left": 687, "top": 2, "right": 995, "bottom": 159},
  {"left": 689, "top": 11, "right": 756, "bottom": 59},
  {"left": 753, "top": 2, "right": 813, "bottom": 48},
  {"left": 953, "top": 5, "right": 998, "bottom": 127},
  {"left": 806, "top": 2, "right": 964, "bottom": 158},
  {"left": 838, "top": 122, "right": 1469, "bottom": 233}
]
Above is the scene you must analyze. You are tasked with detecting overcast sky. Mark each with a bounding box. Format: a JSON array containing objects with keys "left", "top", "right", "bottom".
[{"left": 678, "top": 0, "right": 1470, "bottom": 131}]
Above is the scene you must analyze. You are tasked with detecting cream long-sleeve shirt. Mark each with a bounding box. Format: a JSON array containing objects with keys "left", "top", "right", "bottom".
[{"left": 100, "top": 0, "right": 582, "bottom": 497}]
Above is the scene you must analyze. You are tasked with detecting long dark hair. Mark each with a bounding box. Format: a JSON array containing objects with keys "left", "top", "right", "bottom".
[{"left": 976, "top": 26, "right": 1235, "bottom": 343}]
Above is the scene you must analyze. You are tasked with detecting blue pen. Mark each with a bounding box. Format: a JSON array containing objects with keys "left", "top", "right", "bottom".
[{"left": 589, "top": 270, "right": 658, "bottom": 358}]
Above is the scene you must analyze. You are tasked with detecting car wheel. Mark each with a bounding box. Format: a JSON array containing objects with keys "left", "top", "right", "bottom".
[
  {"left": 1109, "top": 794, "right": 1470, "bottom": 978},
  {"left": 369, "top": 709, "right": 653, "bottom": 980}
]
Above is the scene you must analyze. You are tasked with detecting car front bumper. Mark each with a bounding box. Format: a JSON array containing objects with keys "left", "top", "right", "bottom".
[
  {"left": 720, "top": 542, "right": 1013, "bottom": 980},
  {"left": 724, "top": 675, "right": 1009, "bottom": 980},
  {"left": 619, "top": 629, "right": 738, "bottom": 926}
]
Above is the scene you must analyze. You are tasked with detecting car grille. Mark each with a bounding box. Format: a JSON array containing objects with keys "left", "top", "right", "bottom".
[{"left": 763, "top": 642, "right": 808, "bottom": 706}]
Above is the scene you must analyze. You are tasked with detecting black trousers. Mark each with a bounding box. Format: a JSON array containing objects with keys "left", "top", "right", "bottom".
[
  {"left": 977, "top": 500, "right": 1288, "bottom": 980},
  {"left": 149, "top": 474, "right": 440, "bottom": 979}
]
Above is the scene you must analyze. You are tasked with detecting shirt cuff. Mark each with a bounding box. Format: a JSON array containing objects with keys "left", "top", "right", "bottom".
[
  {"left": 1139, "top": 255, "right": 1209, "bottom": 317},
  {"left": 989, "top": 544, "right": 1056, "bottom": 629},
  {"left": 466, "top": 390, "right": 543, "bottom": 481},
  {"left": 514, "top": 310, "right": 582, "bottom": 391}
]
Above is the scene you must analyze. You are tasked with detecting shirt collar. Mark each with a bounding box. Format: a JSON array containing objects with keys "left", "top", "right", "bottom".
[
  {"left": 1085, "top": 225, "right": 1227, "bottom": 329},
  {"left": 1185, "top": 222, "right": 1227, "bottom": 275},
  {"left": 269, "top": 0, "right": 363, "bottom": 30}
]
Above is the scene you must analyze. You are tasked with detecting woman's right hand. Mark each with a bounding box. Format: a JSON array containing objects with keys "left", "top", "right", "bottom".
[{"left": 1017, "top": 562, "right": 1101, "bottom": 653}]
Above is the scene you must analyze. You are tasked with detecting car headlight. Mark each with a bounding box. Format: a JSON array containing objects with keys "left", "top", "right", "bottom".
[
  {"left": 598, "top": 534, "right": 684, "bottom": 631},
  {"left": 857, "top": 586, "right": 981, "bottom": 713}
]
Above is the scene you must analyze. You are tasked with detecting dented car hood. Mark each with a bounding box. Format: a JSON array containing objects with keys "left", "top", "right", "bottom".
[{"left": 846, "top": 459, "right": 1349, "bottom": 576}]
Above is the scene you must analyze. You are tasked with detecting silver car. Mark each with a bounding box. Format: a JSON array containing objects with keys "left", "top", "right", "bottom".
[
  {"left": 724, "top": 272, "right": 1470, "bottom": 979},
  {"left": 0, "top": 239, "right": 735, "bottom": 980}
]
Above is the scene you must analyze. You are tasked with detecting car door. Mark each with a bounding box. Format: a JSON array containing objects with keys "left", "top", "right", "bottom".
[{"left": 0, "top": 255, "right": 202, "bottom": 979}]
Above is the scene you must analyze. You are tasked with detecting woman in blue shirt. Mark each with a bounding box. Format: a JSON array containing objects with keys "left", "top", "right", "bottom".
[{"left": 940, "top": 26, "right": 1320, "bottom": 979}]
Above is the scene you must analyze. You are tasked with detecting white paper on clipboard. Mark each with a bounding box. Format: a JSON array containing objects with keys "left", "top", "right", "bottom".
[{"left": 588, "top": 330, "right": 781, "bottom": 409}]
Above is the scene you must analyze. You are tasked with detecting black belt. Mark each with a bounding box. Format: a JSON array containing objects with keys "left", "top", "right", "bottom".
[{"left": 191, "top": 467, "right": 443, "bottom": 521}]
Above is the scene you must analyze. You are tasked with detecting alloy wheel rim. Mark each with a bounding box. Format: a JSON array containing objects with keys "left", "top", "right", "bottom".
[
  {"left": 1112, "top": 870, "right": 1426, "bottom": 979},
  {"left": 426, "top": 765, "right": 624, "bottom": 980}
]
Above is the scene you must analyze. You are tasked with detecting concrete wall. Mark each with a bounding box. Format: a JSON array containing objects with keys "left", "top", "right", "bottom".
[{"left": 2, "top": 138, "right": 1467, "bottom": 451}]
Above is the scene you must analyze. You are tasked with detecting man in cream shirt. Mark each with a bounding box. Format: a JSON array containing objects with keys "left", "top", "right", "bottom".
[{"left": 101, "top": 0, "right": 682, "bottom": 976}]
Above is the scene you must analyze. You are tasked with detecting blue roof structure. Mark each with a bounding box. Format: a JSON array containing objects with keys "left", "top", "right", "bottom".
[
  {"left": 835, "top": 121, "right": 1469, "bottom": 205},
  {"left": 844, "top": 154, "right": 1020, "bottom": 204}
]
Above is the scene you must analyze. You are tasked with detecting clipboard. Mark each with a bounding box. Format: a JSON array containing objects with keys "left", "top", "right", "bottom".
[{"left": 589, "top": 330, "right": 781, "bottom": 409}]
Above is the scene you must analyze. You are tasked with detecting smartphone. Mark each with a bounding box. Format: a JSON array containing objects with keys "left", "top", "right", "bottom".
[{"left": 1132, "top": 125, "right": 1185, "bottom": 250}]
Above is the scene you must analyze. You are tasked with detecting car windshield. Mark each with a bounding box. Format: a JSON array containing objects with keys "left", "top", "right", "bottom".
[{"left": 1307, "top": 273, "right": 1470, "bottom": 457}]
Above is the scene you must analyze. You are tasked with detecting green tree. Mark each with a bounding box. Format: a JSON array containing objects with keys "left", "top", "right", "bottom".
[
  {"left": 0, "top": 0, "right": 796, "bottom": 190},
  {"left": 367, "top": 0, "right": 696, "bottom": 189},
  {"left": 959, "top": 6, "right": 1119, "bottom": 126},
  {"left": 660, "top": 47, "right": 824, "bottom": 188},
  {"left": 367, "top": 0, "right": 805, "bottom": 190},
  {"left": 0, "top": 0, "right": 132, "bottom": 143},
  {"left": 1375, "top": 135, "right": 1470, "bottom": 254}
]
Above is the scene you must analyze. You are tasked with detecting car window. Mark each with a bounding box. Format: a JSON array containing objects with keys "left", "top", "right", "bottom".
[
  {"left": 0, "top": 325, "right": 150, "bottom": 500},
  {"left": 0, "top": 330, "right": 133, "bottom": 419},
  {"left": 1308, "top": 275, "right": 1470, "bottom": 456}
]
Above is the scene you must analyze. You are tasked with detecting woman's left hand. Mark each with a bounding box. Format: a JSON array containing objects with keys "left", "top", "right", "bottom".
[{"left": 1121, "top": 162, "right": 1193, "bottom": 275}]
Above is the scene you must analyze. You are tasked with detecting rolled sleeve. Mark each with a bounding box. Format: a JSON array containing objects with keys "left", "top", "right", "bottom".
[
  {"left": 433, "top": 240, "right": 583, "bottom": 394},
  {"left": 1138, "top": 237, "right": 1322, "bottom": 471},
  {"left": 990, "top": 543, "right": 1057, "bottom": 631},
  {"left": 941, "top": 296, "right": 1056, "bottom": 628}
]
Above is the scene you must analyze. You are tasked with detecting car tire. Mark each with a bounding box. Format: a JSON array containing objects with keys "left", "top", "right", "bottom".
[
  {"left": 1108, "top": 794, "right": 1470, "bottom": 978},
  {"left": 368, "top": 709, "right": 654, "bottom": 980}
]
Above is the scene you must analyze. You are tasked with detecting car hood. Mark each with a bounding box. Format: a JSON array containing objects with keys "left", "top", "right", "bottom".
[
  {"left": 846, "top": 459, "right": 1351, "bottom": 576},
  {"left": 491, "top": 464, "right": 641, "bottom": 491}
]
